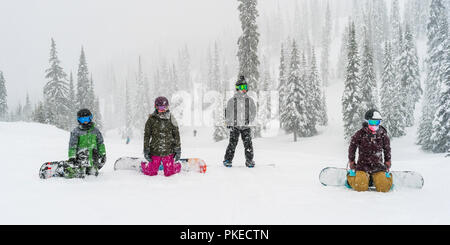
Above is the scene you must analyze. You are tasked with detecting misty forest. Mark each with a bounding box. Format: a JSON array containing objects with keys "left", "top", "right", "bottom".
[{"left": 0, "top": 0, "right": 449, "bottom": 154}]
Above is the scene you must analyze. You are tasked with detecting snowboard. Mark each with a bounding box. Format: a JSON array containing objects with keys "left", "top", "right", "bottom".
[
  {"left": 39, "top": 161, "right": 67, "bottom": 179},
  {"left": 114, "top": 157, "right": 207, "bottom": 174},
  {"left": 319, "top": 167, "right": 424, "bottom": 189}
]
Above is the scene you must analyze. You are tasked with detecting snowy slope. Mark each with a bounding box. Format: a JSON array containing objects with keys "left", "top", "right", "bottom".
[{"left": 1, "top": 82, "right": 449, "bottom": 225}]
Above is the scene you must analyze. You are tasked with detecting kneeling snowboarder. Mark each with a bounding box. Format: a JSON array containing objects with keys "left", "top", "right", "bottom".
[
  {"left": 142, "top": 96, "right": 182, "bottom": 177},
  {"left": 347, "top": 109, "right": 393, "bottom": 192},
  {"left": 223, "top": 75, "right": 257, "bottom": 168},
  {"left": 66, "top": 108, "right": 106, "bottom": 178}
]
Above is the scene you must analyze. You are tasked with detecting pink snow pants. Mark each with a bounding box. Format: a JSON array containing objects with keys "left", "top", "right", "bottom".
[{"left": 141, "top": 155, "right": 181, "bottom": 177}]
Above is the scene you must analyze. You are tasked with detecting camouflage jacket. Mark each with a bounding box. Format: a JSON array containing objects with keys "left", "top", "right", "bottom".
[{"left": 143, "top": 111, "right": 181, "bottom": 156}]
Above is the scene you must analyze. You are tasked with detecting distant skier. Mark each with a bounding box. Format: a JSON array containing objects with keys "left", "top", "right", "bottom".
[
  {"left": 223, "top": 75, "right": 257, "bottom": 168},
  {"left": 66, "top": 109, "right": 107, "bottom": 178},
  {"left": 347, "top": 109, "right": 393, "bottom": 192},
  {"left": 126, "top": 136, "right": 130, "bottom": 144},
  {"left": 193, "top": 129, "right": 197, "bottom": 137},
  {"left": 142, "top": 96, "right": 182, "bottom": 177}
]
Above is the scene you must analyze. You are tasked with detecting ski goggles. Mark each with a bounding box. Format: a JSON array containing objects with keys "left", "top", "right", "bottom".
[
  {"left": 236, "top": 84, "right": 248, "bottom": 91},
  {"left": 78, "top": 116, "right": 92, "bottom": 124},
  {"left": 157, "top": 105, "right": 167, "bottom": 111},
  {"left": 367, "top": 119, "right": 381, "bottom": 126}
]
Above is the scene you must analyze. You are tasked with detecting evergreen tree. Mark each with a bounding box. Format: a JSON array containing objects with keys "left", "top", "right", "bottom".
[
  {"left": 133, "top": 56, "right": 151, "bottom": 133},
  {"left": 281, "top": 41, "right": 308, "bottom": 141},
  {"left": 0, "top": 71, "right": 7, "bottom": 121},
  {"left": 23, "top": 93, "right": 32, "bottom": 122},
  {"left": 76, "top": 47, "right": 94, "bottom": 111},
  {"left": 309, "top": 48, "right": 327, "bottom": 128},
  {"left": 398, "top": 24, "right": 422, "bottom": 127},
  {"left": 123, "top": 80, "right": 133, "bottom": 139},
  {"left": 360, "top": 26, "right": 379, "bottom": 113},
  {"left": 32, "top": 101, "right": 46, "bottom": 124},
  {"left": 342, "top": 22, "right": 363, "bottom": 140},
  {"left": 380, "top": 42, "right": 406, "bottom": 138},
  {"left": 67, "top": 72, "right": 77, "bottom": 129},
  {"left": 278, "top": 44, "right": 288, "bottom": 129},
  {"left": 237, "top": 0, "right": 260, "bottom": 91},
  {"left": 418, "top": 0, "right": 449, "bottom": 150},
  {"left": 430, "top": 0, "right": 450, "bottom": 153},
  {"left": 44, "top": 38, "right": 69, "bottom": 129},
  {"left": 321, "top": 1, "right": 332, "bottom": 86}
]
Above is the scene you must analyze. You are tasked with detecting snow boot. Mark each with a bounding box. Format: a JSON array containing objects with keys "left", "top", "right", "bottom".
[
  {"left": 245, "top": 160, "right": 255, "bottom": 168},
  {"left": 223, "top": 160, "right": 232, "bottom": 168}
]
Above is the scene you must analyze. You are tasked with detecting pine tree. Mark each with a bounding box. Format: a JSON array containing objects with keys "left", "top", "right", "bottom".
[
  {"left": 133, "top": 56, "right": 151, "bottom": 133},
  {"left": 429, "top": 0, "right": 450, "bottom": 153},
  {"left": 0, "top": 71, "right": 7, "bottom": 121},
  {"left": 278, "top": 44, "right": 288, "bottom": 129},
  {"left": 67, "top": 72, "right": 76, "bottom": 129},
  {"left": 76, "top": 47, "right": 92, "bottom": 110},
  {"left": 360, "top": 26, "right": 379, "bottom": 113},
  {"left": 23, "top": 93, "right": 32, "bottom": 122},
  {"left": 44, "top": 38, "right": 69, "bottom": 129},
  {"left": 321, "top": 1, "right": 332, "bottom": 86},
  {"left": 237, "top": 0, "right": 260, "bottom": 92},
  {"left": 123, "top": 80, "right": 133, "bottom": 139},
  {"left": 281, "top": 41, "right": 308, "bottom": 141},
  {"left": 418, "top": 0, "right": 449, "bottom": 150},
  {"left": 380, "top": 42, "right": 406, "bottom": 138},
  {"left": 342, "top": 22, "right": 363, "bottom": 140},
  {"left": 398, "top": 24, "right": 422, "bottom": 127},
  {"left": 309, "top": 48, "right": 327, "bottom": 128}
]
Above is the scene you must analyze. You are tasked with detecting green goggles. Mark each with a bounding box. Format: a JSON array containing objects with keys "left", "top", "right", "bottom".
[{"left": 236, "top": 84, "right": 248, "bottom": 91}]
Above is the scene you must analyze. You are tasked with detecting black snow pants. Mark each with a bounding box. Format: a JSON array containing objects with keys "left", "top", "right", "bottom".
[{"left": 224, "top": 127, "right": 254, "bottom": 163}]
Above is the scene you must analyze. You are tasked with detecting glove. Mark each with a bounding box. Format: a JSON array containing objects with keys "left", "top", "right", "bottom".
[
  {"left": 174, "top": 148, "right": 181, "bottom": 162},
  {"left": 144, "top": 151, "right": 152, "bottom": 162},
  {"left": 349, "top": 161, "right": 356, "bottom": 170},
  {"left": 97, "top": 155, "right": 106, "bottom": 170},
  {"left": 385, "top": 161, "right": 391, "bottom": 171}
]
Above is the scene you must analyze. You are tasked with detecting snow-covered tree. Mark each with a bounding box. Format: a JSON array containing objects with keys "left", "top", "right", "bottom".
[
  {"left": 133, "top": 56, "right": 151, "bottom": 133},
  {"left": 237, "top": 0, "right": 260, "bottom": 92},
  {"left": 76, "top": 47, "right": 93, "bottom": 110},
  {"left": 398, "top": 24, "right": 422, "bottom": 127},
  {"left": 123, "top": 80, "right": 133, "bottom": 139},
  {"left": 417, "top": 0, "right": 449, "bottom": 151},
  {"left": 359, "top": 26, "right": 379, "bottom": 113},
  {"left": 44, "top": 38, "right": 69, "bottom": 129},
  {"left": 307, "top": 48, "right": 326, "bottom": 130},
  {"left": 23, "top": 93, "right": 32, "bottom": 122},
  {"left": 380, "top": 42, "right": 406, "bottom": 138},
  {"left": 281, "top": 40, "right": 308, "bottom": 141},
  {"left": 0, "top": 71, "right": 7, "bottom": 121},
  {"left": 429, "top": 0, "right": 450, "bottom": 153},
  {"left": 321, "top": 1, "right": 332, "bottom": 86},
  {"left": 342, "top": 22, "right": 363, "bottom": 140}
]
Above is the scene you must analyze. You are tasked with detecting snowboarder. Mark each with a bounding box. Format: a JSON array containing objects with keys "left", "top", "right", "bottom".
[
  {"left": 347, "top": 109, "right": 393, "bottom": 192},
  {"left": 223, "top": 75, "right": 257, "bottom": 168},
  {"left": 142, "top": 96, "right": 182, "bottom": 177},
  {"left": 66, "top": 108, "right": 107, "bottom": 178}
]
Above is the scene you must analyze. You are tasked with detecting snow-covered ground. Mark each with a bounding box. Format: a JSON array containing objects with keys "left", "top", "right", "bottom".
[{"left": 1, "top": 81, "right": 449, "bottom": 225}]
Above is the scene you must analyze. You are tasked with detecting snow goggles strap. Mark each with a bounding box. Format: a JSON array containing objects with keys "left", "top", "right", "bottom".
[
  {"left": 367, "top": 119, "right": 381, "bottom": 126},
  {"left": 236, "top": 84, "right": 248, "bottom": 91},
  {"left": 78, "top": 116, "right": 92, "bottom": 124}
]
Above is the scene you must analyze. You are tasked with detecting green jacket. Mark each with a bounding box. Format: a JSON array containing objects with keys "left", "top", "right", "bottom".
[
  {"left": 143, "top": 111, "right": 181, "bottom": 156},
  {"left": 68, "top": 123, "right": 106, "bottom": 167}
]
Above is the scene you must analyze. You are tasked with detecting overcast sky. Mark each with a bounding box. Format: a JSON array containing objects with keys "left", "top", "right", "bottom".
[{"left": 1, "top": 0, "right": 285, "bottom": 107}]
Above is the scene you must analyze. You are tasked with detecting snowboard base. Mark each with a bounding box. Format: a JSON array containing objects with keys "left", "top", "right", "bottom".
[
  {"left": 114, "top": 157, "right": 207, "bottom": 174},
  {"left": 319, "top": 167, "right": 424, "bottom": 189}
]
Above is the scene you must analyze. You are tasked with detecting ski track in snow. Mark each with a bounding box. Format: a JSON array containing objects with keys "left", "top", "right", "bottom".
[{"left": 0, "top": 81, "right": 449, "bottom": 225}]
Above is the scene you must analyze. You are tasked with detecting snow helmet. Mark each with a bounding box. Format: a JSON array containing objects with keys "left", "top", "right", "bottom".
[
  {"left": 235, "top": 75, "right": 248, "bottom": 91},
  {"left": 155, "top": 96, "right": 169, "bottom": 107},
  {"left": 155, "top": 96, "right": 169, "bottom": 112},
  {"left": 77, "top": 108, "right": 92, "bottom": 124},
  {"left": 365, "top": 109, "right": 383, "bottom": 121}
]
